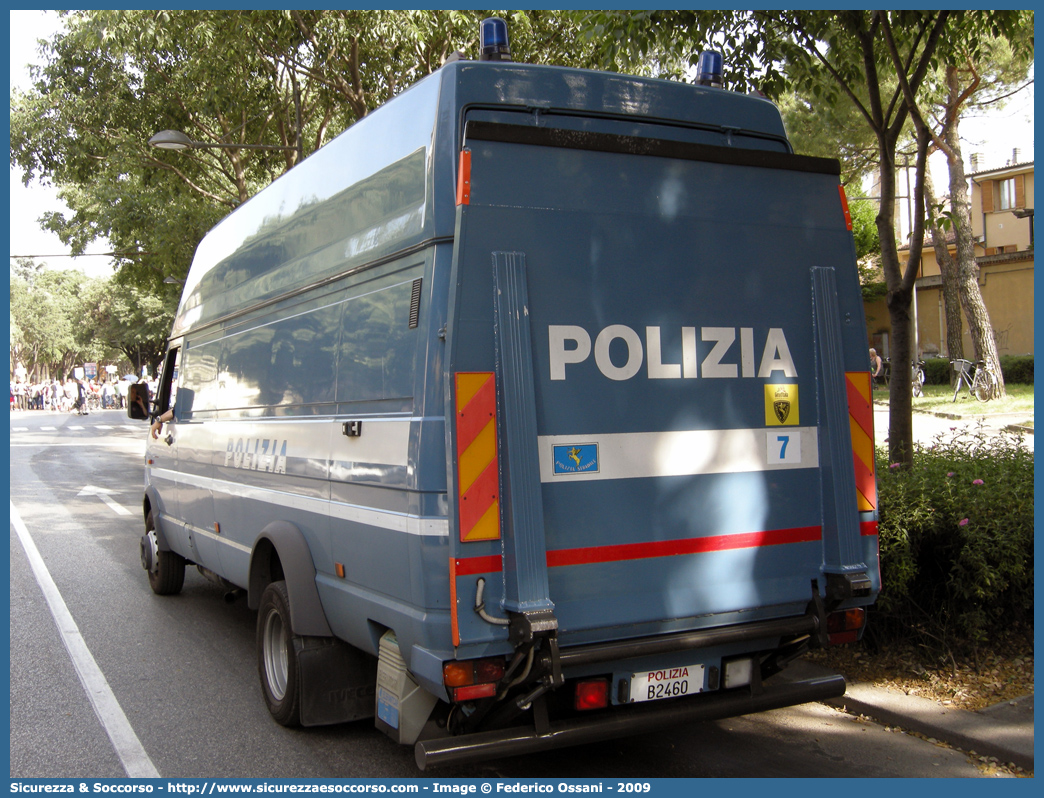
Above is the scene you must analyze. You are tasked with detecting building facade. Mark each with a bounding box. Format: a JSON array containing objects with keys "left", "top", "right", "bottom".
[{"left": 864, "top": 151, "right": 1034, "bottom": 359}]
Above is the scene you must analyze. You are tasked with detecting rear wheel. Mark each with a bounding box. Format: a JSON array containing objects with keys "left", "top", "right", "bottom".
[
  {"left": 972, "top": 368, "right": 996, "bottom": 402},
  {"left": 142, "top": 511, "right": 185, "bottom": 595},
  {"left": 912, "top": 365, "right": 925, "bottom": 397},
  {"left": 257, "top": 580, "right": 302, "bottom": 726}
]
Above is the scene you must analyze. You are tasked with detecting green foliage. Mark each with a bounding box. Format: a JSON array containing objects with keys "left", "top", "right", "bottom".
[
  {"left": 10, "top": 11, "right": 604, "bottom": 292},
  {"left": 873, "top": 428, "right": 1034, "bottom": 655},
  {"left": 998, "top": 355, "right": 1033, "bottom": 385},
  {"left": 921, "top": 355, "right": 1033, "bottom": 385},
  {"left": 922, "top": 357, "right": 954, "bottom": 385},
  {"left": 846, "top": 188, "right": 882, "bottom": 263},
  {"left": 9, "top": 264, "right": 175, "bottom": 379},
  {"left": 10, "top": 268, "right": 87, "bottom": 377}
]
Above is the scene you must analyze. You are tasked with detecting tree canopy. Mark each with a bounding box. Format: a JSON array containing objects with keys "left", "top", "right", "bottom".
[
  {"left": 580, "top": 9, "right": 1031, "bottom": 464},
  {"left": 9, "top": 259, "right": 178, "bottom": 380},
  {"left": 11, "top": 10, "right": 601, "bottom": 292}
]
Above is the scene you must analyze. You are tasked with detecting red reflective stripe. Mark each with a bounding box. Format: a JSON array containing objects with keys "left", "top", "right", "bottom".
[
  {"left": 456, "top": 374, "right": 496, "bottom": 452},
  {"left": 454, "top": 525, "right": 831, "bottom": 575},
  {"left": 454, "top": 555, "right": 504, "bottom": 576},
  {"left": 853, "top": 455, "right": 876, "bottom": 511},
  {"left": 546, "top": 526, "right": 822, "bottom": 568},
  {"left": 458, "top": 459, "right": 499, "bottom": 537},
  {"left": 457, "top": 149, "right": 471, "bottom": 206},
  {"left": 449, "top": 556, "right": 460, "bottom": 647},
  {"left": 846, "top": 371, "right": 877, "bottom": 512},
  {"left": 838, "top": 184, "right": 853, "bottom": 230},
  {"left": 845, "top": 374, "right": 874, "bottom": 435},
  {"left": 860, "top": 521, "right": 879, "bottom": 537}
]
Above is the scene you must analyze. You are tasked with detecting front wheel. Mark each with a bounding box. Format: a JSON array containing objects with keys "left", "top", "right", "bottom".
[
  {"left": 257, "top": 581, "right": 302, "bottom": 726},
  {"left": 142, "top": 511, "right": 185, "bottom": 595}
]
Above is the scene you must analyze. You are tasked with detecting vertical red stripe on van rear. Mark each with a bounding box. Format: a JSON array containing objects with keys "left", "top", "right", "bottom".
[
  {"left": 457, "top": 149, "right": 472, "bottom": 206},
  {"left": 838, "top": 185, "right": 853, "bottom": 230}
]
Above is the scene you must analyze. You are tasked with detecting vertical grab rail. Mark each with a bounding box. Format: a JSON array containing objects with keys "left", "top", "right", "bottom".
[
  {"left": 811, "top": 267, "right": 871, "bottom": 602},
  {"left": 492, "top": 251, "right": 557, "bottom": 639}
]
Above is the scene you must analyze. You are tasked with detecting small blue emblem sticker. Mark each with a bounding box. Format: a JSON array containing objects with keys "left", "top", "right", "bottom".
[{"left": 552, "top": 444, "right": 599, "bottom": 475}]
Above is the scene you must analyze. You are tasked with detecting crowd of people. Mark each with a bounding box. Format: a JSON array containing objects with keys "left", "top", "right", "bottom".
[{"left": 10, "top": 377, "right": 131, "bottom": 414}]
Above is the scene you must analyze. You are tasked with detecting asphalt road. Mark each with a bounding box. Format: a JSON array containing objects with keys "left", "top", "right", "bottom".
[{"left": 10, "top": 409, "right": 1001, "bottom": 779}]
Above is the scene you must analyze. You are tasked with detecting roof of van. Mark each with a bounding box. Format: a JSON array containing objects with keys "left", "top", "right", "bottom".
[{"left": 171, "top": 60, "right": 789, "bottom": 338}]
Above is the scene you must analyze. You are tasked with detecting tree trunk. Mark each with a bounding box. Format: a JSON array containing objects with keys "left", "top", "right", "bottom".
[
  {"left": 875, "top": 147, "right": 916, "bottom": 467},
  {"left": 924, "top": 169, "right": 964, "bottom": 373},
  {"left": 940, "top": 67, "right": 1005, "bottom": 396}
]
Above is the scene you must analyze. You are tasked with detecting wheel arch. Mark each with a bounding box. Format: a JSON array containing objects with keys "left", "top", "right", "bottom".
[
  {"left": 143, "top": 486, "right": 172, "bottom": 551},
  {"left": 248, "top": 521, "right": 332, "bottom": 638}
]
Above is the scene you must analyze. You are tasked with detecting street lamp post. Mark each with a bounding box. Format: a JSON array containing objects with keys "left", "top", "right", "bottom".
[{"left": 149, "top": 129, "right": 302, "bottom": 162}]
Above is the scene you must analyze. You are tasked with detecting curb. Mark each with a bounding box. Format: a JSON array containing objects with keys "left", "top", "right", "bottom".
[{"left": 781, "top": 661, "right": 1034, "bottom": 772}]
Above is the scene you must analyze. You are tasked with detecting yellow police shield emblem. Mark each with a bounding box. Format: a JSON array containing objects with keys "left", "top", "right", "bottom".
[{"left": 765, "top": 384, "right": 799, "bottom": 426}]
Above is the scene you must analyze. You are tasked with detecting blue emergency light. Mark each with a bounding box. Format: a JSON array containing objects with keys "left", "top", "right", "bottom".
[
  {"left": 696, "top": 50, "right": 723, "bottom": 88},
  {"left": 479, "top": 17, "right": 511, "bottom": 61}
]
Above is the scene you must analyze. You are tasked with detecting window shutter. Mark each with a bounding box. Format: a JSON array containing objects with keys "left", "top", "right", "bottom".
[
  {"left": 981, "top": 180, "right": 994, "bottom": 213},
  {"left": 1014, "top": 174, "right": 1025, "bottom": 208}
]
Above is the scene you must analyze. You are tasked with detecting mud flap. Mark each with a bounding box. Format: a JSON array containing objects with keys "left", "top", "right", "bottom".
[{"left": 297, "top": 637, "right": 377, "bottom": 727}]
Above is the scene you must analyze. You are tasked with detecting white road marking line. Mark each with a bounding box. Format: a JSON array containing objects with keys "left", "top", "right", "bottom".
[
  {"left": 78, "top": 485, "right": 132, "bottom": 516},
  {"left": 10, "top": 501, "right": 160, "bottom": 778}
]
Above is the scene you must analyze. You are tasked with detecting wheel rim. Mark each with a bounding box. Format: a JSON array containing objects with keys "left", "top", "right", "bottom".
[{"left": 263, "top": 609, "right": 289, "bottom": 701}]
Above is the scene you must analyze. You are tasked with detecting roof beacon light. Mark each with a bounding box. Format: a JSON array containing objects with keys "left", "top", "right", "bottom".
[
  {"left": 696, "top": 50, "right": 724, "bottom": 88},
  {"left": 479, "top": 17, "right": 511, "bottom": 62}
]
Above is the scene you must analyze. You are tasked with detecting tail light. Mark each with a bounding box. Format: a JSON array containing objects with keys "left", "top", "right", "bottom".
[
  {"left": 827, "top": 607, "right": 866, "bottom": 645},
  {"left": 574, "top": 679, "right": 609, "bottom": 711},
  {"left": 443, "top": 657, "right": 506, "bottom": 702}
]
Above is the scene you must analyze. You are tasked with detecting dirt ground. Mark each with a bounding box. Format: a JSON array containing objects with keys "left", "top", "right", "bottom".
[{"left": 806, "top": 629, "right": 1034, "bottom": 711}]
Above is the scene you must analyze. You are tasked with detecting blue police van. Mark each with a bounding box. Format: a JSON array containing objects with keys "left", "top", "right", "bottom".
[{"left": 131, "top": 20, "right": 880, "bottom": 768}]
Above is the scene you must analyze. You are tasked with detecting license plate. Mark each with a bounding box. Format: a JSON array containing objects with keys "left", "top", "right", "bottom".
[{"left": 630, "top": 664, "right": 704, "bottom": 703}]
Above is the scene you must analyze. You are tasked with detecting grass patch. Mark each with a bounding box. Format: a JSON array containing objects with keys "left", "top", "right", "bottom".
[{"left": 875, "top": 382, "right": 1035, "bottom": 415}]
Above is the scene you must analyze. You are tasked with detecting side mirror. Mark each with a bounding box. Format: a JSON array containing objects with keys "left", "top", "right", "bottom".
[{"left": 127, "top": 383, "right": 152, "bottom": 421}]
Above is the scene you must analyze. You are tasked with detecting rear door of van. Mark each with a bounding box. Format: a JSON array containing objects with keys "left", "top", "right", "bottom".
[{"left": 447, "top": 116, "right": 875, "bottom": 650}]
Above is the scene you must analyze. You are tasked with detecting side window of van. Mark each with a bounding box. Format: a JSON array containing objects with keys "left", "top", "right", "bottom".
[{"left": 155, "top": 346, "right": 181, "bottom": 419}]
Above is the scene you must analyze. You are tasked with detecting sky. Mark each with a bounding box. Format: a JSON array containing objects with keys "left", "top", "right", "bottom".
[
  {"left": 7, "top": 10, "right": 1036, "bottom": 280},
  {"left": 9, "top": 10, "right": 115, "bottom": 279}
]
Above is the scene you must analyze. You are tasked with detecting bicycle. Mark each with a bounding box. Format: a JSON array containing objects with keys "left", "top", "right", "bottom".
[
  {"left": 912, "top": 359, "right": 926, "bottom": 398},
  {"left": 883, "top": 358, "right": 927, "bottom": 397},
  {"left": 951, "top": 358, "right": 998, "bottom": 402}
]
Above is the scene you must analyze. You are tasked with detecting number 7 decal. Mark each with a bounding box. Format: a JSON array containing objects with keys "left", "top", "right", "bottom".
[{"left": 768, "top": 430, "right": 801, "bottom": 465}]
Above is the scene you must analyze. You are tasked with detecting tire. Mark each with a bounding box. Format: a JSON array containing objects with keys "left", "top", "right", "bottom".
[
  {"left": 972, "top": 369, "right": 994, "bottom": 402},
  {"left": 144, "top": 511, "right": 186, "bottom": 595},
  {"left": 257, "top": 581, "right": 302, "bottom": 727}
]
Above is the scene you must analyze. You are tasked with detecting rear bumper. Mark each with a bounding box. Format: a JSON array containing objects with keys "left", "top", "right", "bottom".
[{"left": 415, "top": 673, "right": 846, "bottom": 769}]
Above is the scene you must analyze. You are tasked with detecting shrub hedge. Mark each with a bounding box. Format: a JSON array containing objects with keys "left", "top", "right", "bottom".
[
  {"left": 921, "top": 355, "right": 1033, "bottom": 385},
  {"left": 871, "top": 426, "right": 1034, "bottom": 656}
]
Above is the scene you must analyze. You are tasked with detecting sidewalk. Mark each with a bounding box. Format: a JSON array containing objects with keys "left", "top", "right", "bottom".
[
  {"left": 782, "top": 660, "right": 1034, "bottom": 772},
  {"left": 872, "top": 402, "right": 1034, "bottom": 453}
]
